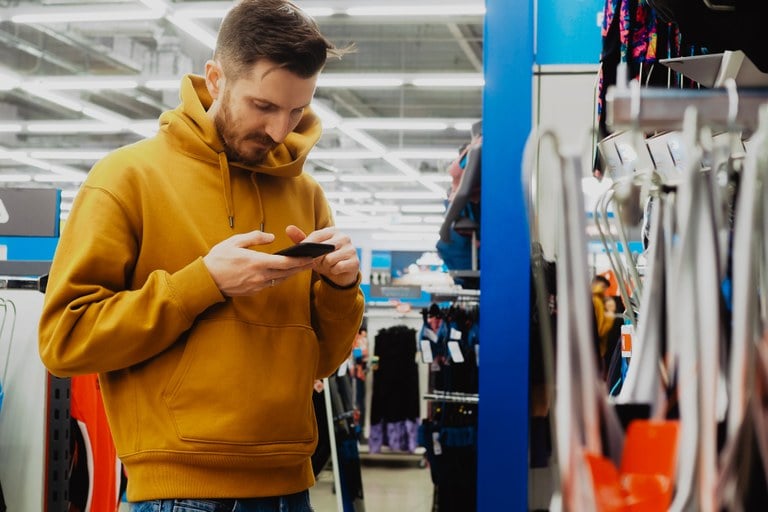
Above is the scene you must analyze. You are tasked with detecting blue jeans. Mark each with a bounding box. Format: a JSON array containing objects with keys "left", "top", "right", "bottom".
[{"left": 129, "top": 491, "right": 313, "bottom": 512}]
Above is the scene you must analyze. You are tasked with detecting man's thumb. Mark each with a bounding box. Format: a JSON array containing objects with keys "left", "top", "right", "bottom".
[{"left": 285, "top": 225, "right": 307, "bottom": 244}]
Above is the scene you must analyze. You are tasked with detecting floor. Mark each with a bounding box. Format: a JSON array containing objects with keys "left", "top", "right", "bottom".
[{"left": 309, "top": 452, "right": 434, "bottom": 512}]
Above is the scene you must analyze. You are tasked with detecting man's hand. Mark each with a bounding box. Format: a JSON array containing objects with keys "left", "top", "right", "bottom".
[
  {"left": 286, "top": 225, "right": 360, "bottom": 288},
  {"left": 203, "top": 230, "right": 314, "bottom": 296}
]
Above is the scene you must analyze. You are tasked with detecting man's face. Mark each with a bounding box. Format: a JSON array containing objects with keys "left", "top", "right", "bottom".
[{"left": 213, "top": 60, "right": 318, "bottom": 166}]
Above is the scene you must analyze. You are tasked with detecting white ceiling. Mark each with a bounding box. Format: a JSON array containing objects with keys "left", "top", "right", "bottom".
[{"left": 0, "top": 0, "right": 484, "bottom": 248}]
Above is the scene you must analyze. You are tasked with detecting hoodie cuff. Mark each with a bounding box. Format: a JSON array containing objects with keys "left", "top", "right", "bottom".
[
  {"left": 315, "top": 273, "right": 363, "bottom": 316},
  {"left": 167, "top": 257, "right": 226, "bottom": 322}
]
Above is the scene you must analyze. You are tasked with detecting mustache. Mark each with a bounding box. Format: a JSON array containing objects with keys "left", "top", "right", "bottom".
[{"left": 245, "top": 133, "right": 277, "bottom": 146}]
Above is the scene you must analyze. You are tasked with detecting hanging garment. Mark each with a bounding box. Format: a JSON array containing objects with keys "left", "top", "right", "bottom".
[{"left": 368, "top": 326, "right": 421, "bottom": 453}]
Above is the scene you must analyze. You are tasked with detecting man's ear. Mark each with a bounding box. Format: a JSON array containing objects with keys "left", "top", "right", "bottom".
[{"left": 204, "top": 60, "right": 224, "bottom": 99}]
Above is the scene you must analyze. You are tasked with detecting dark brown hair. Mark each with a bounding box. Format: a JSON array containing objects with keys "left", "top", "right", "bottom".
[{"left": 214, "top": 0, "right": 351, "bottom": 79}]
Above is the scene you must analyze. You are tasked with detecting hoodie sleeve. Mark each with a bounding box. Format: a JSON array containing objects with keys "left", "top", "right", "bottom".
[
  {"left": 38, "top": 185, "right": 225, "bottom": 377},
  {"left": 308, "top": 183, "right": 365, "bottom": 378}
]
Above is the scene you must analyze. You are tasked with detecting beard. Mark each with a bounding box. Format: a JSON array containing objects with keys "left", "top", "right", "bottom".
[{"left": 214, "top": 89, "right": 277, "bottom": 166}]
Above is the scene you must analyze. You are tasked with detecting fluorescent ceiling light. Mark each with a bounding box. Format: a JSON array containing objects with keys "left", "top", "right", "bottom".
[
  {"left": 60, "top": 211, "right": 70, "bottom": 221},
  {"left": 394, "top": 216, "right": 423, "bottom": 224},
  {"left": 27, "top": 78, "right": 139, "bottom": 91},
  {"left": 0, "top": 124, "right": 22, "bottom": 133},
  {"left": 309, "top": 150, "right": 377, "bottom": 160},
  {"left": 389, "top": 149, "right": 462, "bottom": 160},
  {"left": 29, "top": 150, "right": 107, "bottom": 160},
  {"left": 383, "top": 224, "right": 440, "bottom": 233},
  {"left": 453, "top": 122, "right": 474, "bottom": 131},
  {"left": 346, "top": 5, "right": 485, "bottom": 16},
  {"left": 401, "top": 204, "right": 446, "bottom": 213},
  {"left": 173, "top": 5, "right": 334, "bottom": 18},
  {"left": 144, "top": 79, "right": 179, "bottom": 90},
  {"left": 23, "top": 88, "right": 83, "bottom": 112},
  {"left": 26, "top": 121, "right": 120, "bottom": 134},
  {"left": 343, "top": 120, "right": 449, "bottom": 131},
  {"left": 339, "top": 175, "right": 416, "bottom": 183},
  {"left": 318, "top": 76, "right": 404, "bottom": 88},
  {"left": 61, "top": 190, "right": 80, "bottom": 199},
  {"left": 0, "top": 174, "right": 32, "bottom": 182},
  {"left": 375, "top": 191, "right": 445, "bottom": 200},
  {"left": 371, "top": 233, "right": 440, "bottom": 242},
  {"left": 33, "top": 174, "right": 87, "bottom": 183},
  {"left": 411, "top": 76, "right": 485, "bottom": 87},
  {"left": 11, "top": 9, "right": 164, "bottom": 24},
  {"left": 60, "top": 202, "right": 73, "bottom": 212},
  {"left": 332, "top": 204, "right": 400, "bottom": 214},
  {"left": 335, "top": 215, "right": 383, "bottom": 224},
  {"left": 311, "top": 174, "right": 336, "bottom": 183},
  {"left": 423, "top": 216, "right": 446, "bottom": 224},
  {"left": 324, "top": 192, "right": 373, "bottom": 200}
]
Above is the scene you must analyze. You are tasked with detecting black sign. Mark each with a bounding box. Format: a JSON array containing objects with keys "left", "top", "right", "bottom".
[{"left": 0, "top": 188, "right": 59, "bottom": 237}]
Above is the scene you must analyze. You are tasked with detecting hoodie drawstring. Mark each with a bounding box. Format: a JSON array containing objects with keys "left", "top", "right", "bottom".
[
  {"left": 218, "top": 152, "right": 235, "bottom": 228},
  {"left": 250, "top": 172, "right": 266, "bottom": 232}
]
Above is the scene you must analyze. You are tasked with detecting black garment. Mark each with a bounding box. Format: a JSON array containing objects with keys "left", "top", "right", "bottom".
[
  {"left": 668, "top": 1, "right": 768, "bottom": 71},
  {"left": 370, "top": 326, "right": 420, "bottom": 425}
]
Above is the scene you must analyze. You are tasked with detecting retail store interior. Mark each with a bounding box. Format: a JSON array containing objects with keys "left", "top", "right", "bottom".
[{"left": 2, "top": 0, "right": 768, "bottom": 511}]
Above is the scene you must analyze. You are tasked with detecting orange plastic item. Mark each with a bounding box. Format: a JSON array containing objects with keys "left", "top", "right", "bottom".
[{"left": 585, "top": 420, "right": 680, "bottom": 512}]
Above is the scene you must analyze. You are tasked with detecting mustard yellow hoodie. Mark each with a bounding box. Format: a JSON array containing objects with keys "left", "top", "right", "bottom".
[{"left": 38, "top": 75, "right": 365, "bottom": 500}]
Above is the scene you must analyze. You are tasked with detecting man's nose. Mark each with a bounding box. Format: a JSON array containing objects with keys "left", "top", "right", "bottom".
[{"left": 265, "top": 113, "right": 293, "bottom": 144}]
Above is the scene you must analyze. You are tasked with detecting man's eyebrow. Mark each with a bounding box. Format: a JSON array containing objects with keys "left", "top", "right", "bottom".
[{"left": 248, "top": 96, "right": 311, "bottom": 110}]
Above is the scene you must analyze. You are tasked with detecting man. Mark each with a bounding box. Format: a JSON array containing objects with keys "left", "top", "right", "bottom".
[{"left": 38, "top": 1, "right": 364, "bottom": 510}]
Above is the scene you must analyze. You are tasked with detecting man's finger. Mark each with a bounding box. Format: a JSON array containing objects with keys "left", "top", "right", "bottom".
[{"left": 231, "top": 230, "right": 275, "bottom": 248}]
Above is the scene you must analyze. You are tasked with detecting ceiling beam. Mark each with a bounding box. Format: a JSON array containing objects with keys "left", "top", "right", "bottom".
[{"left": 446, "top": 23, "right": 483, "bottom": 72}]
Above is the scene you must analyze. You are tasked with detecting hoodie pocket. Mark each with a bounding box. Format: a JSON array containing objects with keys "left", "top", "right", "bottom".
[{"left": 163, "top": 319, "right": 318, "bottom": 446}]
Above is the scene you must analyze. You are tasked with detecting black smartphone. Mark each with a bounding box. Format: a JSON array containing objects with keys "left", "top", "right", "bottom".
[{"left": 274, "top": 242, "right": 335, "bottom": 258}]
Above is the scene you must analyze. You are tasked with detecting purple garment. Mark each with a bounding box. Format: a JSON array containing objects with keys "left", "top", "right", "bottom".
[{"left": 368, "top": 419, "right": 421, "bottom": 454}]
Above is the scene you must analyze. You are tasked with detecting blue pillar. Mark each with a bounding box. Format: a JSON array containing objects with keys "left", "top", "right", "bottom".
[{"left": 478, "top": 0, "right": 533, "bottom": 510}]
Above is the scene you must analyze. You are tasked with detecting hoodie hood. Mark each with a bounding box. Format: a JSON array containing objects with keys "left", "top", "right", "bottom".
[{"left": 158, "top": 74, "right": 322, "bottom": 178}]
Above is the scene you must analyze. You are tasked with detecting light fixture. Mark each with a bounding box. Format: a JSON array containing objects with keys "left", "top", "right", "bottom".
[
  {"left": 383, "top": 224, "right": 442, "bottom": 233},
  {"left": 371, "top": 233, "right": 441, "bottom": 242},
  {"left": 375, "top": 192, "right": 445, "bottom": 200},
  {"left": 173, "top": 5, "right": 335, "bottom": 18},
  {"left": 26, "top": 78, "right": 139, "bottom": 90},
  {"left": 144, "top": 79, "right": 179, "bottom": 90},
  {"left": 389, "top": 149, "right": 462, "bottom": 160},
  {"left": 343, "top": 120, "right": 449, "bottom": 131},
  {"left": 339, "top": 175, "right": 416, "bottom": 183},
  {"left": 411, "top": 76, "right": 485, "bottom": 87},
  {"left": 0, "top": 124, "right": 22, "bottom": 133},
  {"left": 393, "top": 216, "right": 424, "bottom": 224},
  {"left": 26, "top": 121, "right": 120, "bottom": 134},
  {"left": 11, "top": 8, "right": 164, "bottom": 24},
  {"left": 33, "top": 174, "right": 87, "bottom": 183},
  {"left": 324, "top": 192, "right": 373, "bottom": 200},
  {"left": 0, "top": 174, "right": 32, "bottom": 182},
  {"left": 331, "top": 204, "right": 400, "bottom": 214},
  {"left": 318, "top": 76, "right": 405, "bottom": 88},
  {"left": 453, "top": 122, "right": 474, "bottom": 131},
  {"left": 29, "top": 150, "right": 108, "bottom": 161},
  {"left": 310, "top": 174, "right": 336, "bottom": 183},
  {"left": 345, "top": 5, "right": 485, "bottom": 17},
  {"left": 308, "top": 150, "right": 377, "bottom": 161},
  {"left": 401, "top": 205, "right": 447, "bottom": 213},
  {"left": 61, "top": 190, "right": 80, "bottom": 199},
  {"left": 423, "top": 175, "right": 453, "bottom": 183},
  {"left": 422, "top": 216, "right": 446, "bottom": 224}
]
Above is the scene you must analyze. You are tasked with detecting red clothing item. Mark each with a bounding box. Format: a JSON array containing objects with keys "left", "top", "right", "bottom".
[{"left": 70, "top": 374, "right": 120, "bottom": 512}]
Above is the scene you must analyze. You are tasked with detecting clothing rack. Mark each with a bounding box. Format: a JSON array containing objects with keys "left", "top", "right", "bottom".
[
  {"left": 606, "top": 84, "right": 768, "bottom": 132},
  {"left": 423, "top": 391, "right": 479, "bottom": 404}
]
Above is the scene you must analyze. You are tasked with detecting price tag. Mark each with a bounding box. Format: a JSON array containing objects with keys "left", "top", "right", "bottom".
[
  {"left": 422, "top": 328, "right": 438, "bottom": 342},
  {"left": 448, "top": 341, "right": 465, "bottom": 363},
  {"left": 432, "top": 431, "right": 442, "bottom": 456},
  {"left": 450, "top": 328, "right": 462, "bottom": 341},
  {"left": 621, "top": 324, "right": 634, "bottom": 358},
  {"left": 420, "top": 339, "right": 434, "bottom": 363}
]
